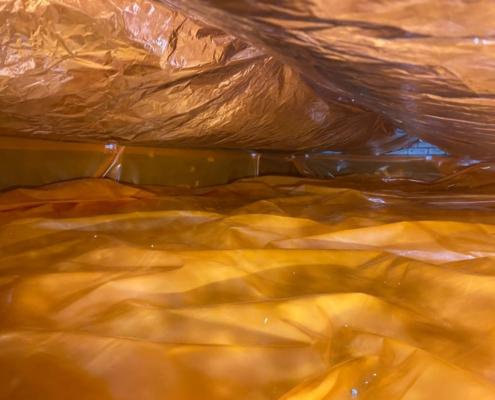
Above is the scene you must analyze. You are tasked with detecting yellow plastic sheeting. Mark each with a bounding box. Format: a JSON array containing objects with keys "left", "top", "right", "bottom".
[
  {"left": 2, "top": 174, "right": 495, "bottom": 399},
  {"left": 0, "top": 137, "right": 263, "bottom": 190},
  {"left": 0, "top": 136, "right": 478, "bottom": 191}
]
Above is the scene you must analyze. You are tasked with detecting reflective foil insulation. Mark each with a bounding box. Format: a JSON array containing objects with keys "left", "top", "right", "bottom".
[{"left": 1, "top": 1, "right": 495, "bottom": 399}]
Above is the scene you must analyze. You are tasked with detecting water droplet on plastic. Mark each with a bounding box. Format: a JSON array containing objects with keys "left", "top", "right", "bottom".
[
  {"left": 93, "top": 234, "right": 98, "bottom": 239},
  {"left": 264, "top": 317, "right": 269, "bottom": 325},
  {"left": 351, "top": 388, "right": 359, "bottom": 397},
  {"left": 473, "top": 37, "right": 481, "bottom": 45},
  {"left": 150, "top": 244, "right": 155, "bottom": 248}
]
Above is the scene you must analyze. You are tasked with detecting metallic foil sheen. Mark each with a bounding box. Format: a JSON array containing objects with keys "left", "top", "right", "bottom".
[
  {"left": 0, "top": 0, "right": 406, "bottom": 152},
  {"left": 164, "top": 0, "right": 495, "bottom": 158}
]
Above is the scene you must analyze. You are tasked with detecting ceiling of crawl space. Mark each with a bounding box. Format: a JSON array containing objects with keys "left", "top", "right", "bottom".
[{"left": 0, "top": 0, "right": 493, "bottom": 157}]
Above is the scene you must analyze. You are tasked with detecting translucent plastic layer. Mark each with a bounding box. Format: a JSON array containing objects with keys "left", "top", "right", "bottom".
[{"left": 2, "top": 171, "right": 495, "bottom": 399}]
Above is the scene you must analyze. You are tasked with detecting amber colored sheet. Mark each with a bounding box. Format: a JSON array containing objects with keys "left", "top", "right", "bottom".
[
  {"left": 2, "top": 172, "right": 495, "bottom": 399},
  {"left": 0, "top": 136, "right": 479, "bottom": 191},
  {"left": 0, "top": 137, "right": 262, "bottom": 190}
]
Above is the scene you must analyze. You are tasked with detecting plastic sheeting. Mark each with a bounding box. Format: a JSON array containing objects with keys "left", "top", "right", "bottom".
[
  {"left": 0, "top": 136, "right": 478, "bottom": 191},
  {"left": 0, "top": 137, "right": 265, "bottom": 190},
  {"left": 2, "top": 0, "right": 495, "bottom": 398},
  {"left": 1, "top": 0, "right": 494, "bottom": 155},
  {"left": 0, "top": 0, "right": 407, "bottom": 153},
  {"left": 2, "top": 172, "right": 495, "bottom": 399},
  {"left": 165, "top": 0, "right": 495, "bottom": 157}
]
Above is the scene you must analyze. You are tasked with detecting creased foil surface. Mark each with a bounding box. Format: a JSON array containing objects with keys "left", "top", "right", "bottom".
[
  {"left": 0, "top": 0, "right": 405, "bottom": 152},
  {"left": 165, "top": 0, "right": 495, "bottom": 157}
]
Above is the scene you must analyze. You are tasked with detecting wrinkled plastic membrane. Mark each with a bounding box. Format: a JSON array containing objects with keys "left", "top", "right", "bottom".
[
  {"left": 0, "top": 0, "right": 405, "bottom": 153},
  {"left": 2, "top": 0, "right": 495, "bottom": 398},
  {"left": 1, "top": 0, "right": 495, "bottom": 155},
  {"left": 2, "top": 170, "right": 495, "bottom": 399},
  {"left": 165, "top": 0, "right": 495, "bottom": 157}
]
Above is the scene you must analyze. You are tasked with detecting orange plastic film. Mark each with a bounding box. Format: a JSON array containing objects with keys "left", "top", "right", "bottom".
[
  {"left": 0, "top": 137, "right": 262, "bottom": 190},
  {"left": 0, "top": 136, "right": 480, "bottom": 191},
  {"left": 2, "top": 172, "right": 495, "bottom": 398}
]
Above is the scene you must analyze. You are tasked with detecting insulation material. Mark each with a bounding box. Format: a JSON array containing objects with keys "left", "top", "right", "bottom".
[
  {"left": 1, "top": 0, "right": 494, "bottom": 154},
  {"left": 165, "top": 0, "right": 495, "bottom": 157},
  {"left": 1, "top": 0, "right": 495, "bottom": 398},
  {"left": 2, "top": 173, "right": 495, "bottom": 399},
  {"left": 0, "top": 0, "right": 405, "bottom": 152}
]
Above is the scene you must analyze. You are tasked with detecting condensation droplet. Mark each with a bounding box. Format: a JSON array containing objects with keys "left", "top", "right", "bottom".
[
  {"left": 351, "top": 388, "right": 359, "bottom": 398},
  {"left": 150, "top": 244, "right": 155, "bottom": 248},
  {"left": 264, "top": 317, "right": 269, "bottom": 325},
  {"left": 93, "top": 234, "right": 98, "bottom": 239}
]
